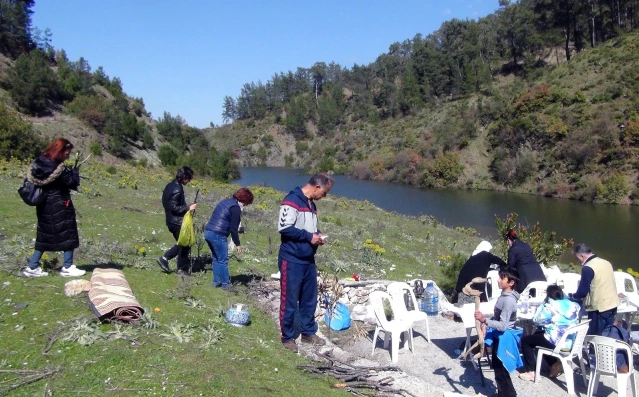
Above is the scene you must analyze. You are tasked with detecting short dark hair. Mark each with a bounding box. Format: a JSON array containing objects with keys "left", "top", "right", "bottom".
[
  {"left": 505, "top": 229, "right": 518, "bottom": 241},
  {"left": 572, "top": 243, "right": 592, "bottom": 256},
  {"left": 233, "top": 187, "right": 254, "bottom": 205},
  {"left": 498, "top": 267, "right": 519, "bottom": 287},
  {"left": 308, "top": 173, "right": 334, "bottom": 188},
  {"left": 176, "top": 167, "right": 194, "bottom": 183},
  {"left": 545, "top": 285, "right": 564, "bottom": 302}
]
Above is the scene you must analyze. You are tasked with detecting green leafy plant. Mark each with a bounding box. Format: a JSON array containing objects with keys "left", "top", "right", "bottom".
[{"left": 160, "top": 321, "right": 197, "bottom": 344}]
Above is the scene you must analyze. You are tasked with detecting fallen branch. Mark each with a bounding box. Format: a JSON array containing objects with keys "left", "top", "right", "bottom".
[{"left": 0, "top": 368, "right": 59, "bottom": 394}]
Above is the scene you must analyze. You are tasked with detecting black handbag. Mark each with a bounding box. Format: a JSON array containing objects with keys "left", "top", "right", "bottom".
[{"left": 18, "top": 179, "right": 45, "bottom": 206}]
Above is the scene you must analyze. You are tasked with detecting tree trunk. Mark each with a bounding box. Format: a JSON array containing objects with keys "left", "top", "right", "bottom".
[{"left": 565, "top": 28, "right": 571, "bottom": 62}]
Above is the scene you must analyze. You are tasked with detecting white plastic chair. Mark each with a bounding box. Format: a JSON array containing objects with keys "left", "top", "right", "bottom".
[
  {"left": 521, "top": 280, "right": 549, "bottom": 305},
  {"left": 386, "top": 282, "right": 431, "bottom": 342},
  {"left": 584, "top": 335, "right": 637, "bottom": 397},
  {"left": 560, "top": 273, "right": 581, "bottom": 295},
  {"left": 369, "top": 290, "right": 414, "bottom": 363},
  {"left": 534, "top": 320, "right": 590, "bottom": 395},
  {"left": 485, "top": 270, "right": 500, "bottom": 301},
  {"left": 615, "top": 272, "right": 639, "bottom": 330}
]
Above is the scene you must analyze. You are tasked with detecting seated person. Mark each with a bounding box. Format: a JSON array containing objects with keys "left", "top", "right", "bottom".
[
  {"left": 454, "top": 240, "right": 506, "bottom": 304},
  {"left": 518, "top": 285, "right": 581, "bottom": 381}
]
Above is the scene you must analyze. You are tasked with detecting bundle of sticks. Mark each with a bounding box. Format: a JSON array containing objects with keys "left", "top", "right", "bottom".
[
  {"left": 457, "top": 277, "right": 487, "bottom": 361},
  {"left": 298, "top": 352, "right": 416, "bottom": 396}
]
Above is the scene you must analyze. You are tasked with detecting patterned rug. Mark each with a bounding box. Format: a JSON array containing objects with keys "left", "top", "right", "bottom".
[{"left": 88, "top": 268, "right": 144, "bottom": 322}]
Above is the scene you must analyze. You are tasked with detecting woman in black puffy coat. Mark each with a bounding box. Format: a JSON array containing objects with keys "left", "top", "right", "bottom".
[
  {"left": 23, "top": 138, "right": 85, "bottom": 278},
  {"left": 505, "top": 229, "right": 545, "bottom": 293}
]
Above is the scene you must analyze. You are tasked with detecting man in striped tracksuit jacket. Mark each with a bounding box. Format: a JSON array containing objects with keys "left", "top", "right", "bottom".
[{"left": 278, "top": 173, "right": 334, "bottom": 352}]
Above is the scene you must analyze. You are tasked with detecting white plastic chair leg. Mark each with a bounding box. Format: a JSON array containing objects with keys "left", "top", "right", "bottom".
[
  {"left": 534, "top": 350, "right": 544, "bottom": 384},
  {"left": 371, "top": 327, "right": 380, "bottom": 356},
  {"left": 617, "top": 373, "right": 631, "bottom": 397},
  {"left": 586, "top": 372, "right": 597, "bottom": 397},
  {"left": 591, "top": 372, "right": 601, "bottom": 396},
  {"left": 562, "top": 358, "right": 575, "bottom": 395},
  {"left": 391, "top": 333, "right": 399, "bottom": 362},
  {"left": 631, "top": 372, "right": 638, "bottom": 397},
  {"left": 383, "top": 331, "right": 390, "bottom": 349}
]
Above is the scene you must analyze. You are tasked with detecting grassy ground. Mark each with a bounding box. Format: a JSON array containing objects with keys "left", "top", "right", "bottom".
[{"left": 0, "top": 159, "right": 482, "bottom": 396}]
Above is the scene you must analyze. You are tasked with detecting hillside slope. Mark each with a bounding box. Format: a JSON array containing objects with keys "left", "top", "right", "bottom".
[{"left": 207, "top": 32, "right": 639, "bottom": 204}]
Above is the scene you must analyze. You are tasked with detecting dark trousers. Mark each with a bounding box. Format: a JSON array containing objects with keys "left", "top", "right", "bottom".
[
  {"left": 492, "top": 336, "right": 517, "bottom": 397},
  {"left": 521, "top": 331, "right": 556, "bottom": 372},
  {"left": 163, "top": 227, "right": 191, "bottom": 272},
  {"left": 588, "top": 307, "right": 617, "bottom": 336},
  {"left": 278, "top": 256, "right": 317, "bottom": 343}
]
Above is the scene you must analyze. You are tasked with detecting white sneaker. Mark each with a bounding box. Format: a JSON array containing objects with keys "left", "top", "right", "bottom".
[
  {"left": 23, "top": 266, "right": 49, "bottom": 278},
  {"left": 60, "top": 265, "right": 86, "bottom": 277}
]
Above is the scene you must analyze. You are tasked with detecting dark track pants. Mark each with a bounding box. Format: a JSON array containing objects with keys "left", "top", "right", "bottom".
[
  {"left": 493, "top": 336, "right": 517, "bottom": 397},
  {"left": 279, "top": 256, "right": 318, "bottom": 343}
]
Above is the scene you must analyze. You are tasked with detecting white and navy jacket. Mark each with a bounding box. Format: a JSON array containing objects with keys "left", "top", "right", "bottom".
[{"left": 278, "top": 187, "right": 320, "bottom": 264}]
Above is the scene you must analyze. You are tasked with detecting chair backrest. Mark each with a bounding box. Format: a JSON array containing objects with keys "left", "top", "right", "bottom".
[
  {"left": 614, "top": 271, "right": 638, "bottom": 295},
  {"left": 521, "top": 281, "right": 549, "bottom": 304},
  {"left": 386, "top": 282, "right": 415, "bottom": 320},
  {"left": 550, "top": 320, "right": 590, "bottom": 355},
  {"left": 560, "top": 273, "right": 581, "bottom": 294},
  {"left": 485, "top": 270, "right": 500, "bottom": 301},
  {"left": 586, "top": 335, "right": 634, "bottom": 376},
  {"left": 369, "top": 290, "right": 395, "bottom": 329}
]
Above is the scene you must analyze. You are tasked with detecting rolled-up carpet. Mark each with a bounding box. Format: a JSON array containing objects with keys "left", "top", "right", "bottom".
[{"left": 88, "top": 268, "right": 144, "bottom": 322}]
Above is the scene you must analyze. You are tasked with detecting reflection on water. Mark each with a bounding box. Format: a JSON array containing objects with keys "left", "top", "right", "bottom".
[{"left": 234, "top": 167, "right": 639, "bottom": 269}]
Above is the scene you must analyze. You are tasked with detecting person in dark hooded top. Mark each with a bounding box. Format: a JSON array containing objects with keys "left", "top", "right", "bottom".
[
  {"left": 23, "top": 138, "right": 85, "bottom": 278},
  {"left": 454, "top": 240, "right": 506, "bottom": 304},
  {"left": 505, "top": 229, "right": 545, "bottom": 293}
]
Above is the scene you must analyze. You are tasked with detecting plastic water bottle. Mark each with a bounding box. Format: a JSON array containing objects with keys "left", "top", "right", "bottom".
[{"left": 423, "top": 282, "right": 439, "bottom": 316}]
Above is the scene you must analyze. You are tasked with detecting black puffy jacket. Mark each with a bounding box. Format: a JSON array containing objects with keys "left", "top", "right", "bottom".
[
  {"left": 161, "top": 179, "right": 189, "bottom": 231},
  {"left": 30, "top": 156, "right": 80, "bottom": 252},
  {"left": 507, "top": 239, "right": 546, "bottom": 293}
]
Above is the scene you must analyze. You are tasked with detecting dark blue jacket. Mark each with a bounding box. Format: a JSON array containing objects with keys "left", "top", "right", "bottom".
[
  {"left": 205, "top": 198, "right": 241, "bottom": 245},
  {"left": 508, "top": 239, "right": 546, "bottom": 293},
  {"left": 277, "top": 187, "right": 320, "bottom": 264}
]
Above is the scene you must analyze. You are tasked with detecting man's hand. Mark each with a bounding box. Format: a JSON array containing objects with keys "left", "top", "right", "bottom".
[
  {"left": 474, "top": 311, "right": 485, "bottom": 323},
  {"left": 236, "top": 246, "right": 243, "bottom": 254},
  {"left": 189, "top": 203, "right": 197, "bottom": 211},
  {"left": 311, "top": 234, "right": 323, "bottom": 245}
]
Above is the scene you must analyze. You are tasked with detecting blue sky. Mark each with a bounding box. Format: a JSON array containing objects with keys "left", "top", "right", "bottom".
[{"left": 33, "top": 1, "right": 500, "bottom": 128}]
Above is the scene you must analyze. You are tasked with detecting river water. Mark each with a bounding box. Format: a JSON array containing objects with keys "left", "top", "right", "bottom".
[{"left": 234, "top": 167, "right": 639, "bottom": 269}]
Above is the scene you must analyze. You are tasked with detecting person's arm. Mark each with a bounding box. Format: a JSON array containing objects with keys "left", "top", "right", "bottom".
[
  {"left": 168, "top": 188, "right": 189, "bottom": 217},
  {"left": 532, "top": 302, "right": 553, "bottom": 326},
  {"left": 278, "top": 204, "right": 312, "bottom": 242},
  {"left": 486, "top": 298, "right": 516, "bottom": 331},
  {"left": 60, "top": 167, "right": 80, "bottom": 190},
  {"left": 228, "top": 206, "right": 241, "bottom": 246},
  {"left": 507, "top": 247, "right": 516, "bottom": 268},
  {"left": 570, "top": 267, "right": 594, "bottom": 300},
  {"left": 489, "top": 253, "right": 506, "bottom": 268}
]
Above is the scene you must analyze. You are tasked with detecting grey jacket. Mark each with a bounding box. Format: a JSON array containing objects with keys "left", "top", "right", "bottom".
[{"left": 487, "top": 290, "right": 520, "bottom": 331}]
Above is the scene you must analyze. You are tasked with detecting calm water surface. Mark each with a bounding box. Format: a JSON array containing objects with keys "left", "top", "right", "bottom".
[{"left": 235, "top": 167, "right": 639, "bottom": 269}]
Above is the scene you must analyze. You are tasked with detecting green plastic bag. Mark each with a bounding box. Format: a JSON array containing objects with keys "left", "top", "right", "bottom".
[{"left": 177, "top": 211, "right": 195, "bottom": 247}]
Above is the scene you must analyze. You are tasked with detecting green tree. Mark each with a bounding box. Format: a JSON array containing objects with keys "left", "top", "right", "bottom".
[
  {"left": 285, "top": 97, "right": 307, "bottom": 139},
  {"left": 0, "top": 0, "right": 35, "bottom": 57},
  {"left": 158, "top": 144, "right": 179, "bottom": 166},
  {"left": 0, "top": 103, "right": 43, "bottom": 160},
  {"left": 222, "top": 95, "right": 236, "bottom": 124},
  {"left": 6, "top": 48, "right": 60, "bottom": 115}
]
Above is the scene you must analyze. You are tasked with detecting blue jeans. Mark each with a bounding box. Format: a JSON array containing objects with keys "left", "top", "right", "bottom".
[
  {"left": 204, "top": 230, "right": 230, "bottom": 287},
  {"left": 29, "top": 250, "right": 73, "bottom": 269}
]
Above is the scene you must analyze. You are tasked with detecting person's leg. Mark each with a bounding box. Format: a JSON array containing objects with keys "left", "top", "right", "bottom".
[
  {"left": 28, "top": 250, "right": 44, "bottom": 269},
  {"left": 597, "top": 308, "right": 617, "bottom": 335},
  {"left": 204, "top": 231, "right": 221, "bottom": 286},
  {"left": 587, "top": 311, "right": 599, "bottom": 336},
  {"left": 177, "top": 245, "right": 191, "bottom": 272},
  {"left": 163, "top": 229, "right": 181, "bottom": 260},
  {"left": 492, "top": 337, "right": 517, "bottom": 397},
  {"left": 63, "top": 250, "right": 73, "bottom": 268},
  {"left": 522, "top": 332, "right": 556, "bottom": 372},
  {"left": 299, "top": 262, "right": 318, "bottom": 337},
  {"left": 279, "top": 257, "right": 302, "bottom": 343},
  {"left": 208, "top": 232, "right": 230, "bottom": 287}
]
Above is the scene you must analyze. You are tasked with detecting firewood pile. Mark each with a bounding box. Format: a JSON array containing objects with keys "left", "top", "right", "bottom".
[{"left": 298, "top": 352, "right": 417, "bottom": 396}]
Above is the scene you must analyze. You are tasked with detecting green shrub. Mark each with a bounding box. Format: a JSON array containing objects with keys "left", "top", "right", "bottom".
[
  {"left": 0, "top": 103, "right": 44, "bottom": 160},
  {"left": 6, "top": 49, "right": 60, "bottom": 115},
  {"left": 596, "top": 174, "right": 629, "bottom": 203},
  {"left": 89, "top": 141, "right": 102, "bottom": 156},
  {"left": 495, "top": 212, "right": 573, "bottom": 265},
  {"left": 106, "top": 166, "right": 117, "bottom": 175},
  {"left": 438, "top": 253, "right": 467, "bottom": 296},
  {"left": 158, "top": 144, "right": 179, "bottom": 166}
]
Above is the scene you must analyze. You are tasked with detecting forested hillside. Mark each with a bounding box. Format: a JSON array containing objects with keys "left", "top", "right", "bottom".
[
  {"left": 0, "top": 1, "right": 239, "bottom": 181},
  {"left": 210, "top": 0, "right": 639, "bottom": 204}
]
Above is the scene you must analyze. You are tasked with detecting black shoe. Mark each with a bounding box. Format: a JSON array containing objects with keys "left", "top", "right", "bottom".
[
  {"left": 221, "top": 284, "right": 238, "bottom": 293},
  {"left": 156, "top": 257, "right": 170, "bottom": 273},
  {"left": 177, "top": 269, "right": 192, "bottom": 277}
]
